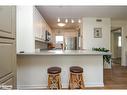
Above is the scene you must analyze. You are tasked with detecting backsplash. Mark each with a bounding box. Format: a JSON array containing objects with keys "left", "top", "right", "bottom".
[{"left": 35, "top": 41, "right": 48, "bottom": 50}]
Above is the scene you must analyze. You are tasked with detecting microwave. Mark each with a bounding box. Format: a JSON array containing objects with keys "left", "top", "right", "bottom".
[{"left": 45, "top": 30, "right": 51, "bottom": 41}]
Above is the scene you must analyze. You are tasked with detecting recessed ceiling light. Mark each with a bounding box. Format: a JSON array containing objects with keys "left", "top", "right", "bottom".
[
  {"left": 57, "top": 23, "right": 66, "bottom": 27},
  {"left": 57, "top": 18, "right": 60, "bottom": 22}
]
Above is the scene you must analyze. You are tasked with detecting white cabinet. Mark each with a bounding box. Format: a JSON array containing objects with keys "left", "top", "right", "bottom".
[
  {"left": 0, "top": 6, "right": 16, "bottom": 89},
  {"left": 33, "top": 7, "right": 52, "bottom": 42},
  {"left": 16, "top": 6, "right": 35, "bottom": 53},
  {"left": 33, "top": 7, "right": 45, "bottom": 42},
  {"left": 16, "top": 6, "right": 52, "bottom": 53},
  {"left": 0, "top": 6, "right": 16, "bottom": 38}
]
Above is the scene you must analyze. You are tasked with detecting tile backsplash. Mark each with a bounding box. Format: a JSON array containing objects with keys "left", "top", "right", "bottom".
[{"left": 35, "top": 41, "right": 48, "bottom": 50}]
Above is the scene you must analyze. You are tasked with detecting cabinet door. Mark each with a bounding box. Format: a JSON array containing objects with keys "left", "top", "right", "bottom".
[
  {"left": 0, "top": 6, "right": 16, "bottom": 38},
  {"left": 33, "top": 7, "right": 43, "bottom": 40},
  {"left": 1, "top": 77, "right": 13, "bottom": 89},
  {"left": 0, "top": 39, "right": 15, "bottom": 79}
]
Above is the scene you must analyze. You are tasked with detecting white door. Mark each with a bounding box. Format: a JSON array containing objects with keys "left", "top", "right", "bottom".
[
  {"left": 0, "top": 39, "right": 15, "bottom": 78},
  {"left": 0, "top": 6, "right": 15, "bottom": 38}
]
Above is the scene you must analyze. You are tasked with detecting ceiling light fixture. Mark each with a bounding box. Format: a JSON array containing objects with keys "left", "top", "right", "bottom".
[
  {"left": 57, "top": 18, "right": 81, "bottom": 26},
  {"left": 71, "top": 19, "right": 74, "bottom": 23},
  {"left": 57, "top": 17, "right": 60, "bottom": 22},
  {"left": 65, "top": 19, "right": 68, "bottom": 23},
  {"left": 78, "top": 19, "right": 81, "bottom": 23},
  {"left": 57, "top": 23, "right": 66, "bottom": 27}
]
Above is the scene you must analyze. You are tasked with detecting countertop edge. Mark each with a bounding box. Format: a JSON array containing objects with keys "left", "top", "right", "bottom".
[{"left": 17, "top": 50, "right": 112, "bottom": 56}]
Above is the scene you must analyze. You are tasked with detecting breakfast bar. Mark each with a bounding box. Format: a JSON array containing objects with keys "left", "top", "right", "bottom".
[{"left": 17, "top": 50, "right": 111, "bottom": 89}]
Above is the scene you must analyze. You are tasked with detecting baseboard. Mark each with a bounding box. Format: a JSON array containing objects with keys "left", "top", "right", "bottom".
[
  {"left": 17, "top": 83, "right": 104, "bottom": 90},
  {"left": 85, "top": 83, "right": 104, "bottom": 87},
  {"left": 17, "top": 84, "right": 47, "bottom": 90}
]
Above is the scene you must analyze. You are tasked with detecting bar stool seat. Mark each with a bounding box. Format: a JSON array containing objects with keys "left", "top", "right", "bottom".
[
  {"left": 70, "top": 66, "right": 83, "bottom": 73},
  {"left": 47, "top": 67, "right": 62, "bottom": 89},
  {"left": 69, "top": 66, "right": 85, "bottom": 89},
  {"left": 48, "top": 67, "right": 61, "bottom": 74}
]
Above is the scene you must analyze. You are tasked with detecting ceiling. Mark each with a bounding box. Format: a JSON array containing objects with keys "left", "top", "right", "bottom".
[{"left": 36, "top": 6, "right": 127, "bottom": 29}]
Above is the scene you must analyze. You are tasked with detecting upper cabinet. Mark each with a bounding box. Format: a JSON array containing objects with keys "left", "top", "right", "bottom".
[
  {"left": 16, "top": 6, "right": 52, "bottom": 53},
  {"left": 0, "top": 6, "right": 16, "bottom": 38},
  {"left": 33, "top": 7, "right": 44, "bottom": 41},
  {"left": 33, "top": 7, "right": 52, "bottom": 42}
]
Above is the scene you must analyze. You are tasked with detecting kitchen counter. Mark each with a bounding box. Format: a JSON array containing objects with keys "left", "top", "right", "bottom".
[
  {"left": 17, "top": 50, "right": 111, "bottom": 56},
  {"left": 17, "top": 50, "right": 111, "bottom": 89}
]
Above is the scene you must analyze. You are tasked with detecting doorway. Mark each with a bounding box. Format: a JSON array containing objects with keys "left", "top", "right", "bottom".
[{"left": 111, "top": 27, "right": 122, "bottom": 65}]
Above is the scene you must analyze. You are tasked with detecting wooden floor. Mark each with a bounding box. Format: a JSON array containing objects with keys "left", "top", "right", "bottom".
[
  {"left": 86, "top": 63, "right": 127, "bottom": 89},
  {"left": 104, "top": 63, "right": 127, "bottom": 89}
]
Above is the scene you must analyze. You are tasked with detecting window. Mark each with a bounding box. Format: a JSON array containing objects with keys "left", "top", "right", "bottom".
[
  {"left": 56, "top": 36, "right": 63, "bottom": 43},
  {"left": 118, "top": 36, "right": 121, "bottom": 47}
]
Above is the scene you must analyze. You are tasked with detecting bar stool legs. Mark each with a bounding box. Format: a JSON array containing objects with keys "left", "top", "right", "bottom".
[
  {"left": 69, "top": 66, "right": 85, "bottom": 89},
  {"left": 47, "top": 66, "right": 84, "bottom": 89},
  {"left": 69, "top": 72, "right": 85, "bottom": 89},
  {"left": 47, "top": 67, "right": 62, "bottom": 89},
  {"left": 48, "top": 73, "right": 62, "bottom": 89}
]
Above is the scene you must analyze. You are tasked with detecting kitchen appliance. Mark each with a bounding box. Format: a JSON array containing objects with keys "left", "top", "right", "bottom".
[
  {"left": 45, "top": 30, "right": 51, "bottom": 41},
  {"left": 64, "top": 37, "right": 77, "bottom": 50}
]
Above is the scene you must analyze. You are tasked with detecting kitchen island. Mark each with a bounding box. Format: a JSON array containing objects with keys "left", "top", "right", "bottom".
[{"left": 17, "top": 50, "right": 111, "bottom": 89}]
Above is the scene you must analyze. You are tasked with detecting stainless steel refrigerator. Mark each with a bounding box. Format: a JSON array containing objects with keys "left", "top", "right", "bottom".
[{"left": 64, "top": 37, "right": 77, "bottom": 50}]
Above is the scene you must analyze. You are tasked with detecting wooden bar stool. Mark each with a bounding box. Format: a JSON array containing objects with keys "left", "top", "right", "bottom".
[
  {"left": 47, "top": 67, "right": 62, "bottom": 89},
  {"left": 69, "top": 66, "right": 85, "bottom": 89}
]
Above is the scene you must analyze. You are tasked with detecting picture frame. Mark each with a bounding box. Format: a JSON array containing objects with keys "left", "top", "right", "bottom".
[{"left": 94, "top": 28, "right": 102, "bottom": 38}]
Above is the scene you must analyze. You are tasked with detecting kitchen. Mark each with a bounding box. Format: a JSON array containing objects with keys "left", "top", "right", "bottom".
[
  {"left": 16, "top": 6, "right": 111, "bottom": 89},
  {"left": 1, "top": 6, "right": 127, "bottom": 90}
]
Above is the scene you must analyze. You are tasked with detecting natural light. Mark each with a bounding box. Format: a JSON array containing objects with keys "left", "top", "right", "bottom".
[
  {"left": 56, "top": 36, "right": 63, "bottom": 43},
  {"left": 118, "top": 36, "right": 121, "bottom": 47}
]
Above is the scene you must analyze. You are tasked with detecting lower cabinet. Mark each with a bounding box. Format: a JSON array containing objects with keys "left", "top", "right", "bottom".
[{"left": 0, "top": 38, "right": 16, "bottom": 89}]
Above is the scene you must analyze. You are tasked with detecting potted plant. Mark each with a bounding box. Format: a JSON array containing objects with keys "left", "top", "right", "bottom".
[{"left": 92, "top": 47, "right": 111, "bottom": 64}]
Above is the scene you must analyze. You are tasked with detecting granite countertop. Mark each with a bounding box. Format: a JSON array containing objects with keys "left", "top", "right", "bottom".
[{"left": 17, "top": 50, "right": 112, "bottom": 56}]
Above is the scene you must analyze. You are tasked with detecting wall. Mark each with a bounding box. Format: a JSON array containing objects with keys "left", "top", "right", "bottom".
[
  {"left": 111, "top": 20, "right": 127, "bottom": 66},
  {"left": 16, "top": 6, "right": 35, "bottom": 53},
  {"left": 81, "top": 17, "right": 111, "bottom": 50}
]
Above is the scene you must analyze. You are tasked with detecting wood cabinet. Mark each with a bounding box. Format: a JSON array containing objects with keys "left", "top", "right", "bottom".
[{"left": 0, "top": 6, "right": 16, "bottom": 89}]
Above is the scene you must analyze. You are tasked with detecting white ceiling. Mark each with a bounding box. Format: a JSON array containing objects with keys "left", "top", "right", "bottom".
[{"left": 36, "top": 6, "right": 127, "bottom": 29}]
